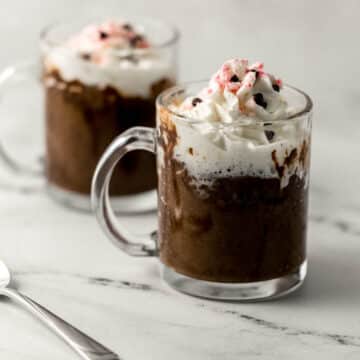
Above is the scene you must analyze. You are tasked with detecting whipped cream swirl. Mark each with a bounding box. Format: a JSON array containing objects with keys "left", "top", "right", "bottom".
[
  {"left": 178, "top": 59, "right": 288, "bottom": 124},
  {"left": 43, "top": 19, "right": 176, "bottom": 97},
  {"left": 65, "top": 20, "right": 150, "bottom": 64},
  {"left": 164, "top": 59, "right": 309, "bottom": 190}
]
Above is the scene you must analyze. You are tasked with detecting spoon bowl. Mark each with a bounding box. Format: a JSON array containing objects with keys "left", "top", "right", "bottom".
[{"left": 0, "top": 260, "right": 10, "bottom": 288}]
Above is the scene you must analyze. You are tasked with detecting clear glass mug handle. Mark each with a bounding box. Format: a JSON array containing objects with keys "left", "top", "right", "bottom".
[
  {"left": 0, "top": 61, "right": 44, "bottom": 177},
  {"left": 91, "top": 126, "right": 157, "bottom": 257}
]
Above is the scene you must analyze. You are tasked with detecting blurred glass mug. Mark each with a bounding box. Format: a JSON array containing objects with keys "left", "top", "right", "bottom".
[
  {"left": 92, "top": 81, "right": 313, "bottom": 301},
  {"left": 0, "top": 16, "right": 179, "bottom": 212}
]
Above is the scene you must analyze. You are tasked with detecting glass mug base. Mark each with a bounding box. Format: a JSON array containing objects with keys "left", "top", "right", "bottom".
[
  {"left": 161, "top": 261, "right": 307, "bottom": 302},
  {"left": 47, "top": 182, "right": 157, "bottom": 213}
]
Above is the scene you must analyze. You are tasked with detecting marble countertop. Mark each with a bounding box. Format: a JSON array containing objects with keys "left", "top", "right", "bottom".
[{"left": 1, "top": 0, "right": 360, "bottom": 359}]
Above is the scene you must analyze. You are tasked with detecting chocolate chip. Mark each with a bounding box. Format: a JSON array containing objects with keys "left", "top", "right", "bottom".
[
  {"left": 253, "top": 93, "right": 267, "bottom": 109},
  {"left": 81, "top": 53, "right": 91, "bottom": 61},
  {"left": 265, "top": 130, "right": 275, "bottom": 141},
  {"left": 130, "top": 35, "right": 144, "bottom": 47},
  {"left": 230, "top": 74, "right": 239, "bottom": 82},
  {"left": 99, "top": 31, "right": 109, "bottom": 39},
  {"left": 192, "top": 97, "right": 203, "bottom": 106},
  {"left": 272, "top": 84, "right": 280, "bottom": 92},
  {"left": 188, "top": 147, "right": 194, "bottom": 155},
  {"left": 122, "top": 54, "right": 139, "bottom": 63},
  {"left": 249, "top": 69, "right": 259, "bottom": 79},
  {"left": 122, "top": 23, "right": 133, "bottom": 31}
]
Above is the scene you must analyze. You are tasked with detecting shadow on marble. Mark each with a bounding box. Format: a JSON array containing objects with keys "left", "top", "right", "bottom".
[{"left": 277, "top": 252, "right": 360, "bottom": 306}]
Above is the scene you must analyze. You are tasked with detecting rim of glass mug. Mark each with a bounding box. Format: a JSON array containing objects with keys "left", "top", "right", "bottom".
[{"left": 40, "top": 16, "right": 180, "bottom": 54}]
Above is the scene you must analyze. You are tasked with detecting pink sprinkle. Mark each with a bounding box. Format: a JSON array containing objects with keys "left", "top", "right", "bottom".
[
  {"left": 137, "top": 39, "right": 150, "bottom": 48},
  {"left": 92, "top": 52, "right": 105, "bottom": 65},
  {"left": 227, "top": 82, "right": 241, "bottom": 93},
  {"left": 222, "top": 64, "right": 231, "bottom": 71}
]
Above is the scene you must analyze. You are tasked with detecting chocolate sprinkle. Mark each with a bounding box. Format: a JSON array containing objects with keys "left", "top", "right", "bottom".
[
  {"left": 265, "top": 130, "right": 275, "bottom": 141},
  {"left": 122, "top": 23, "right": 133, "bottom": 31},
  {"left": 130, "top": 35, "right": 144, "bottom": 47},
  {"left": 81, "top": 53, "right": 91, "bottom": 61},
  {"left": 230, "top": 74, "right": 239, "bottom": 82},
  {"left": 272, "top": 84, "right": 280, "bottom": 92},
  {"left": 249, "top": 69, "right": 259, "bottom": 79},
  {"left": 122, "top": 54, "right": 139, "bottom": 63},
  {"left": 253, "top": 93, "right": 268, "bottom": 109},
  {"left": 192, "top": 97, "right": 203, "bottom": 106},
  {"left": 99, "top": 31, "right": 109, "bottom": 39}
]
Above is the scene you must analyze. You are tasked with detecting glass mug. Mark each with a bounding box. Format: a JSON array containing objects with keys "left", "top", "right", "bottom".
[
  {"left": 0, "top": 16, "right": 179, "bottom": 212},
  {"left": 92, "top": 81, "right": 313, "bottom": 301}
]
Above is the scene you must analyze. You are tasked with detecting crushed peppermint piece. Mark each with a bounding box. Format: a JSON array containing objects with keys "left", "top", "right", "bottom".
[
  {"left": 174, "top": 58, "right": 287, "bottom": 122},
  {"left": 66, "top": 20, "right": 151, "bottom": 65}
]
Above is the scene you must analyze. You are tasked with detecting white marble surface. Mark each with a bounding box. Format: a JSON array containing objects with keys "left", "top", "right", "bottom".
[{"left": 1, "top": 0, "right": 360, "bottom": 359}]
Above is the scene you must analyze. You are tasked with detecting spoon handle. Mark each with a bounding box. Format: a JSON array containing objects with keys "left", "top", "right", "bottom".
[{"left": 1, "top": 288, "right": 120, "bottom": 360}]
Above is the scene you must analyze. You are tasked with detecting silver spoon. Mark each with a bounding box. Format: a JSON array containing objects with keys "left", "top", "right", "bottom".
[{"left": 0, "top": 260, "right": 120, "bottom": 360}]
